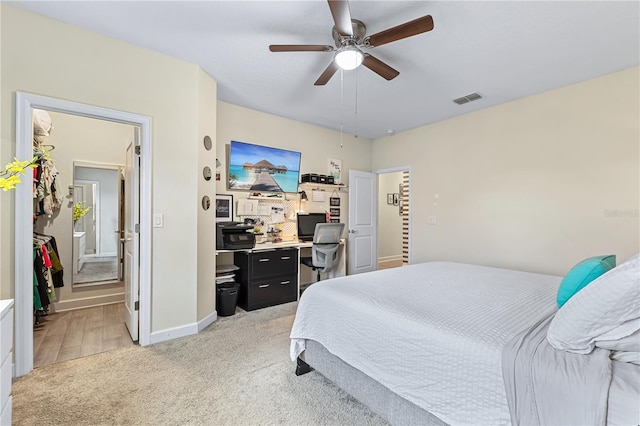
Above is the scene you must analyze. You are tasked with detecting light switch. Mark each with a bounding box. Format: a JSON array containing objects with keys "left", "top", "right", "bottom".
[
  {"left": 153, "top": 213, "right": 164, "bottom": 228},
  {"left": 427, "top": 216, "right": 437, "bottom": 225}
]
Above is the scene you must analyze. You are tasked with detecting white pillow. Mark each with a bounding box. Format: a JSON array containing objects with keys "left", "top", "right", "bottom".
[
  {"left": 597, "top": 327, "right": 640, "bottom": 366},
  {"left": 547, "top": 253, "right": 640, "bottom": 354}
]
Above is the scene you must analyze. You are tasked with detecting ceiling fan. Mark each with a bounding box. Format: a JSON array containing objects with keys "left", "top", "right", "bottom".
[{"left": 269, "top": 0, "right": 434, "bottom": 86}]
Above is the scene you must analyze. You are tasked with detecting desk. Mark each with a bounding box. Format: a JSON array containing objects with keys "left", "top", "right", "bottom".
[{"left": 216, "top": 239, "right": 346, "bottom": 303}]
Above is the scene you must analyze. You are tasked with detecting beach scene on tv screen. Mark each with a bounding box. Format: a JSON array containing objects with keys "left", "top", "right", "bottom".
[{"left": 228, "top": 141, "right": 301, "bottom": 193}]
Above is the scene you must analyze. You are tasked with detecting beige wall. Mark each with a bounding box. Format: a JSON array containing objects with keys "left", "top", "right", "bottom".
[
  {"left": 215, "top": 101, "right": 371, "bottom": 225},
  {"left": 215, "top": 102, "right": 371, "bottom": 283},
  {"left": 372, "top": 67, "right": 640, "bottom": 276},
  {"left": 378, "top": 171, "right": 403, "bottom": 260},
  {"left": 1, "top": 5, "right": 216, "bottom": 333},
  {"left": 34, "top": 111, "right": 132, "bottom": 310}
]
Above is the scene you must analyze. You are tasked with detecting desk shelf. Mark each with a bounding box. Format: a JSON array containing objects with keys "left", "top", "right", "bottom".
[{"left": 299, "top": 182, "right": 348, "bottom": 191}]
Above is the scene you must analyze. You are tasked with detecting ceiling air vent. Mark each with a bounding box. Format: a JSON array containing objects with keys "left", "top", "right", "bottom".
[{"left": 453, "top": 92, "right": 482, "bottom": 105}]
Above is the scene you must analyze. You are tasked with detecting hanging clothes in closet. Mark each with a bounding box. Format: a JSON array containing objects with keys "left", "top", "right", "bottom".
[
  {"left": 32, "top": 109, "right": 62, "bottom": 219},
  {"left": 33, "top": 234, "right": 57, "bottom": 323},
  {"left": 31, "top": 110, "right": 64, "bottom": 325}
]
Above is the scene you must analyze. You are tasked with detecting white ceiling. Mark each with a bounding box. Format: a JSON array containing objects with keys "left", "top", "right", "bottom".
[{"left": 9, "top": 1, "right": 639, "bottom": 140}]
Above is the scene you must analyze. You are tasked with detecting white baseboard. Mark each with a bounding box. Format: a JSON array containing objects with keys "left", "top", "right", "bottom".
[
  {"left": 149, "top": 310, "right": 219, "bottom": 344},
  {"left": 52, "top": 292, "right": 125, "bottom": 312},
  {"left": 378, "top": 255, "right": 403, "bottom": 266},
  {"left": 197, "top": 310, "right": 218, "bottom": 332},
  {"left": 149, "top": 323, "right": 198, "bottom": 345}
]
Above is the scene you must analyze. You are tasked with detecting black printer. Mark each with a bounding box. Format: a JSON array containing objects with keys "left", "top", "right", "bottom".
[{"left": 216, "top": 222, "right": 256, "bottom": 250}]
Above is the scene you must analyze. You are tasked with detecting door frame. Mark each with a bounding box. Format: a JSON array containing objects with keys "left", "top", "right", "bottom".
[
  {"left": 375, "top": 166, "right": 412, "bottom": 266},
  {"left": 14, "top": 92, "right": 152, "bottom": 377},
  {"left": 74, "top": 161, "right": 125, "bottom": 260}
]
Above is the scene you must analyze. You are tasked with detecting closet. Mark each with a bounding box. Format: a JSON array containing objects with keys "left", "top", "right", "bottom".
[{"left": 32, "top": 109, "right": 64, "bottom": 324}]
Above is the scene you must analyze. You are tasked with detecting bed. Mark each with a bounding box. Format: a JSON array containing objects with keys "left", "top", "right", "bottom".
[{"left": 290, "top": 257, "right": 640, "bottom": 425}]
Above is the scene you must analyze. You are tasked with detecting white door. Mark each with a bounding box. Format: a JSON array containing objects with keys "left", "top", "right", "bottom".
[
  {"left": 124, "top": 137, "right": 140, "bottom": 341},
  {"left": 348, "top": 170, "right": 377, "bottom": 275}
]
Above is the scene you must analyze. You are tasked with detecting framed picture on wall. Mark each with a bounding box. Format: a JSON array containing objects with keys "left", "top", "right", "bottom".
[
  {"left": 215, "top": 194, "right": 233, "bottom": 222},
  {"left": 328, "top": 158, "right": 342, "bottom": 184},
  {"left": 330, "top": 207, "right": 340, "bottom": 217}
]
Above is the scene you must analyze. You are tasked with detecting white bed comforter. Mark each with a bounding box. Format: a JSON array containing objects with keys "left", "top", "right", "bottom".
[{"left": 290, "top": 262, "right": 561, "bottom": 425}]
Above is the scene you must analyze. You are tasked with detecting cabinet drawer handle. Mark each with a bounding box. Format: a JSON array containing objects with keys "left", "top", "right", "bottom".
[
  {"left": 258, "top": 284, "right": 270, "bottom": 288},
  {"left": 281, "top": 256, "right": 291, "bottom": 260},
  {"left": 258, "top": 259, "right": 270, "bottom": 262},
  {"left": 280, "top": 281, "right": 290, "bottom": 285}
]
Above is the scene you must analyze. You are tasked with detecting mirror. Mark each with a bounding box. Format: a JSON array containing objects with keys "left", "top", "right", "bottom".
[
  {"left": 203, "top": 135, "right": 212, "bottom": 150},
  {"left": 202, "top": 195, "right": 211, "bottom": 210},
  {"left": 73, "top": 163, "right": 124, "bottom": 286},
  {"left": 203, "top": 166, "right": 212, "bottom": 181}
]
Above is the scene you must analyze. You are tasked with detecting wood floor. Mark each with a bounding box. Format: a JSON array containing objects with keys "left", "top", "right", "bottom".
[
  {"left": 378, "top": 259, "right": 404, "bottom": 270},
  {"left": 33, "top": 302, "right": 134, "bottom": 368}
]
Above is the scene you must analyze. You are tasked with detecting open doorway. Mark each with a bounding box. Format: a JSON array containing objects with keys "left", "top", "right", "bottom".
[
  {"left": 15, "top": 92, "right": 152, "bottom": 377},
  {"left": 31, "top": 110, "right": 134, "bottom": 368},
  {"left": 377, "top": 168, "right": 410, "bottom": 270}
]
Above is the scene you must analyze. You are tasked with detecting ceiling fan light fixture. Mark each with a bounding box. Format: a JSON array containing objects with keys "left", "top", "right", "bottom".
[{"left": 335, "top": 47, "right": 364, "bottom": 70}]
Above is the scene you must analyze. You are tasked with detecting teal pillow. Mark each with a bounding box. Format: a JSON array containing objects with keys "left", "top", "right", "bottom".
[{"left": 557, "top": 255, "right": 616, "bottom": 307}]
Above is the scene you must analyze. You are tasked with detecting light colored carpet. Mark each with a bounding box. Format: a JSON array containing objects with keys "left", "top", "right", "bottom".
[
  {"left": 12, "top": 302, "right": 387, "bottom": 426},
  {"left": 75, "top": 256, "right": 118, "bottom": 284}
]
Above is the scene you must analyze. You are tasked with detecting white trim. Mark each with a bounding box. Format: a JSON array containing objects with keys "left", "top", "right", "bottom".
[
  {"left": 73, "top": 161, "right": 124, "bottom": 170},
  {"left": 52, "top": 294, "right": 125, "bottom": 312},
  {"left": 374, "top": 165, "right": 412, "bottom": 266},
  {"left": 149, "top": 324, "right": 198, "bottom": 345},
  {"left": 378, "top": 255, "right": 403, "bottom": 263},
  {"left": 150, "top": 311, "right": 220, "bottom": 344},
  {"left": 197, "top": 311, "right": 218, "bottom": 332},
  {"left": 14, "top": 92, "right": 153, "bottom": 377}
]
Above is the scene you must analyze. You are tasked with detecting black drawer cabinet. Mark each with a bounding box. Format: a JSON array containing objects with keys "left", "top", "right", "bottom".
[{"left": 234, "top": 248, "right": 298, "bottom": 311}]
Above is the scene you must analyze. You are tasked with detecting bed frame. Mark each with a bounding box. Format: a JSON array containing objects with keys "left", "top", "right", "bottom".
[{"left": 298, "top": 340, "right": 449, "bottom": 426}]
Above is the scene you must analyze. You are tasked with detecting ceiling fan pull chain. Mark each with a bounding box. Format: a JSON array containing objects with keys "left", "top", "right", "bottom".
[
  {"left": 355, "top": 68, "right": 359, "bottom": 139},
  {"left": 340, "top": 68, "right": 344, "bottom": 148}
]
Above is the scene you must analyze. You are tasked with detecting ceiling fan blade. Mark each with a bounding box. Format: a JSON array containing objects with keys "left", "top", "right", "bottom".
[
  {"left": 328, "top": 0, "right": 353, "bottom": 36},
  {"left": 362, "top": 54, "right": 399, "bottom": 81},
  {"left": 366, "top": 15, "right": 434, "bottom": 47},
  {"left": 314, "top": 61, "right": 340, "bottom": 86},
  {"left": 269, "top": 45, "right": 334, "bottom": 52}
]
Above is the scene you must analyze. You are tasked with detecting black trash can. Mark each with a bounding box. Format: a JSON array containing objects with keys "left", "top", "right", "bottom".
[{"left": 216, "top": 282, "right": 240, "bottom": 316}]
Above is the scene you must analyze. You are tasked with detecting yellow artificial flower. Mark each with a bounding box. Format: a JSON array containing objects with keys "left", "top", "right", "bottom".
[
  {"left": 73, "top": 202, "right": 92, "bottom": 222},
  {"left": 0, "top": 156, "right": 38, "bottom": 192},
  {"left": 0, "top": 175, "right": 22, "bottom": 191}
]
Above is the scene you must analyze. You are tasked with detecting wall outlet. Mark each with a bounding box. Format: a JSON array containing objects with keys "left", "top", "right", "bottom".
[{"left": 427, "top": 215, "right": 437, "bottom": 225}]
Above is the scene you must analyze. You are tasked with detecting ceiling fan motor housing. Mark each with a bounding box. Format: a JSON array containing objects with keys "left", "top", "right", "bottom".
[{"left": 332, "top": 19, "right": 367, "bottom": 48}]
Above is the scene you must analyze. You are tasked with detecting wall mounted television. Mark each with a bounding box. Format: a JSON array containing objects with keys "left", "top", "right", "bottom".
[{"left": 227, "top": 140, "right": 302, "bottom": 193}]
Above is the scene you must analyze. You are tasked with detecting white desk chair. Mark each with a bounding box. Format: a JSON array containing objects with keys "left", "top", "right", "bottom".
[{"left": 300, "top": 223, "right": 345, "bottom": 282}]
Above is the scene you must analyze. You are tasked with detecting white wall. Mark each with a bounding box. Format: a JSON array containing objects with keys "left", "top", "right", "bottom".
[
  {"left": 378, "top": 172, "right": 403, "bottom": 260},
  {"left": 372, "top": 67, "right": 640, "bottom": 276},
  {"left": 1, "top": 5, "right": 216, "bottom": 333},
  {"left": 75, "top": 167, "right": 120, "bottom": 256}
]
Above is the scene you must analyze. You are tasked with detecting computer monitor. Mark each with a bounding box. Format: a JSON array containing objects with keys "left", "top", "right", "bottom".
[{"left": 297, "top": 213, "right": 326, "bottom": 241}]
